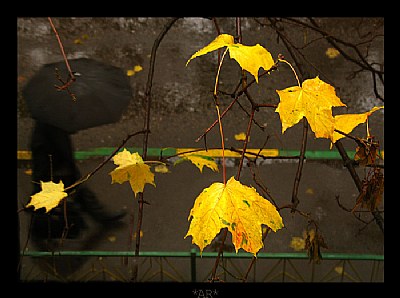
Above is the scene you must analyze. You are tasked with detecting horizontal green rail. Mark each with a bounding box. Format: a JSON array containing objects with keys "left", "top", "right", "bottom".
[
  {"left": 18, "top": 147, "right": 384, "bottom": 161},
  {"left": 20, "top": 250, "right": 384, "bottom": 282},
  {"left": 21, "top": 250, "right": 384, "bottom": 261}
]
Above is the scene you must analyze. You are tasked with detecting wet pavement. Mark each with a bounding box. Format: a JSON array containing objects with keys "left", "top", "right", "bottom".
[{"left": 17, "top": 17, "right": 384, "bottom": 282}]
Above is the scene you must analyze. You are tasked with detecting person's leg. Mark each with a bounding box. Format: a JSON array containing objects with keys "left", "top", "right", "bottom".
[
  {"left": 30, "top": 121, "right": 79, "bottom": 190},
  {"left": 29, "top": 121, "right": 85, "bottom": 242},
  {"left": 73, "top": 186, "right": 127, "bottom": 223}
]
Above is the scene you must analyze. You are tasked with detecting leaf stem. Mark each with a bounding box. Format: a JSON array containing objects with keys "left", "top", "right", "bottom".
[
  {"left": 236, "top": 96, "right": 255, "bottom": 180},
  {"left": 214, "top": 47, "right": 229, "bottom": 185},
  {"left": 214, "top": 47, "right": 229, "bottom": 96},
  {"left": 216, "top": 105, "right": 226, "bottom": 185},
  {"left": 279, "top": 58, "right": 301, "bottom": 87}
]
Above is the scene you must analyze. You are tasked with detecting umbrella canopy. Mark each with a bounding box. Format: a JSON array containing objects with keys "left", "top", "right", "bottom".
[{"left": 23, "top": 58, "right": 132, "bottom": 133}]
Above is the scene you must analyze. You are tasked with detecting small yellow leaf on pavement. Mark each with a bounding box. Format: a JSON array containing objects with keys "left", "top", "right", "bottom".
[
  {"left": 290, "top": 237, "right": 306, "bottom": 251},
  {"left": 107, "top": 235, "right": 117, "bottom": 242},
  {"left": 127, "top": 65, "right": 143, "bottom": 76},
  {"left": 155, "top": 164, "right": 170, "bottom": 173},
  {"left": 305, "top": 188, "right": 314, "bottom": 195},
  {"left": 234, "top": 132, "right": 249, "bottom": 141},
  {"left": 326, "top": 47, "right": 340, "bottom": 59},
  {"left": 334, "top": 266, "right": 344, "bottom": 274},
  {"left": 134, "top": 230, "right": 144, "bottom": 238},
  {"left": 26, "top": 181, "right": 68, "bottom": 213}
]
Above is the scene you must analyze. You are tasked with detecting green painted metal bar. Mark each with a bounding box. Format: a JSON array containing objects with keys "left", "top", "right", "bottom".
[
  {"left": 17, "top": 147, "right": 384, "bottom": 161},
  {"left": 279, "top": 149, "right": 356, "bottom": 160},
  {"left": 17, "top": 148, "right": 369, "bottom": 160},
  {"left": 74, "top": 148, "right": 358, "bottom": 160},
  {"left": 20, "top": 250, "right": 384, "bottom": 261},
  {"left": 73, "top": 147, "right": 177, "bottom": 160}
]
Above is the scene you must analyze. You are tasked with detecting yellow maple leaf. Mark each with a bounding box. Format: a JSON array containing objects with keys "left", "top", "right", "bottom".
[
  {"left": 26, "top": 181, "right": 68, "bottom": 213},
  {"left": 186, "top": 34, "right": 275, "bottom": 83},
  {"left": 185, "top": 176, "right": 284, "bottom": 255},
  {"left": 109, "top": 148, "right": 155, "bottom": 197},
  {"left": 332, "top": 106, "right": 384, "bottom": 143},
  {"left": 175, "top": 153, "right": 219, "bottom": 173},
  {"left": 275, "top": 76, "right": 346, "bottom": 139}
]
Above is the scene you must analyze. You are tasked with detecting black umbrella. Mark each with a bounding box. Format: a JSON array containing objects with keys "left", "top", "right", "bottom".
[{"left": 23, "top": 58, "right": 132, "bottom": 133}]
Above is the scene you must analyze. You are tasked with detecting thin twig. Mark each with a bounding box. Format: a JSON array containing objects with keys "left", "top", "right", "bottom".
[
  {"left": 334, "top": 129, "right": 364, "bottom": 146},
  {"left": 237, "top": 108, "right": 255, "bottom": 179},
  {"left": 131, "top": 17, "right": 179, "bottom": 282},
  {"left": 195, "top": 64, "right": 278, "bottom": 143},
  {"left": 210, "top": 17, "right": 242, "bottom": 282},
  {"left": 291, "top": 118, "right": 308, "bottom": 212},
  {"left": 48, "top": 17, "right": 76, "bottom": 98},
  {"left": 65, "top": 130, "right": 149, "bottom": 191},
  {"left": 269, "top": 18, "right": 310, "bottom": 213}
]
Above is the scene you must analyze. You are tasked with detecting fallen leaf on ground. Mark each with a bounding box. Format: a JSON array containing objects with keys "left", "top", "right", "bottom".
[
  {"left": 154, "top": 164, "right": 170, "bottom": 173},
  {"left": 127, "top": 65, "right": 143, "bottom": 76},
  {"left": 290, "top": 237, "right": 306, "bottom": 251},
  {"left": 234, "top": 132, "right": 249, "bottom": 141},
  {"left": 305, "top": 188, "right": 314, "bottom": 195},
  {"left": 325, "top": 47, "right": 340, "bottom": 59},
  {"left": 107, "top": 235, "right": 117, "bottom": 242},
  {"left": 134, "top": 230, "right": 144, "bottom": 238}
]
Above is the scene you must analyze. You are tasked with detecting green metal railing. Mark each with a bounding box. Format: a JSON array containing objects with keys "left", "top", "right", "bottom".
[
  {"left": 20, "top": 250, "right": 384, "bottom": 282},
  {"left": 18, "top": 147, "right": 385, "bottom": 161}
]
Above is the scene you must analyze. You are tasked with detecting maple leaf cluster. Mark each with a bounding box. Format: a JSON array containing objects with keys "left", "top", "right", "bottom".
[{"left": 187, "top": 33, "right": 383, "bottom": 144}]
